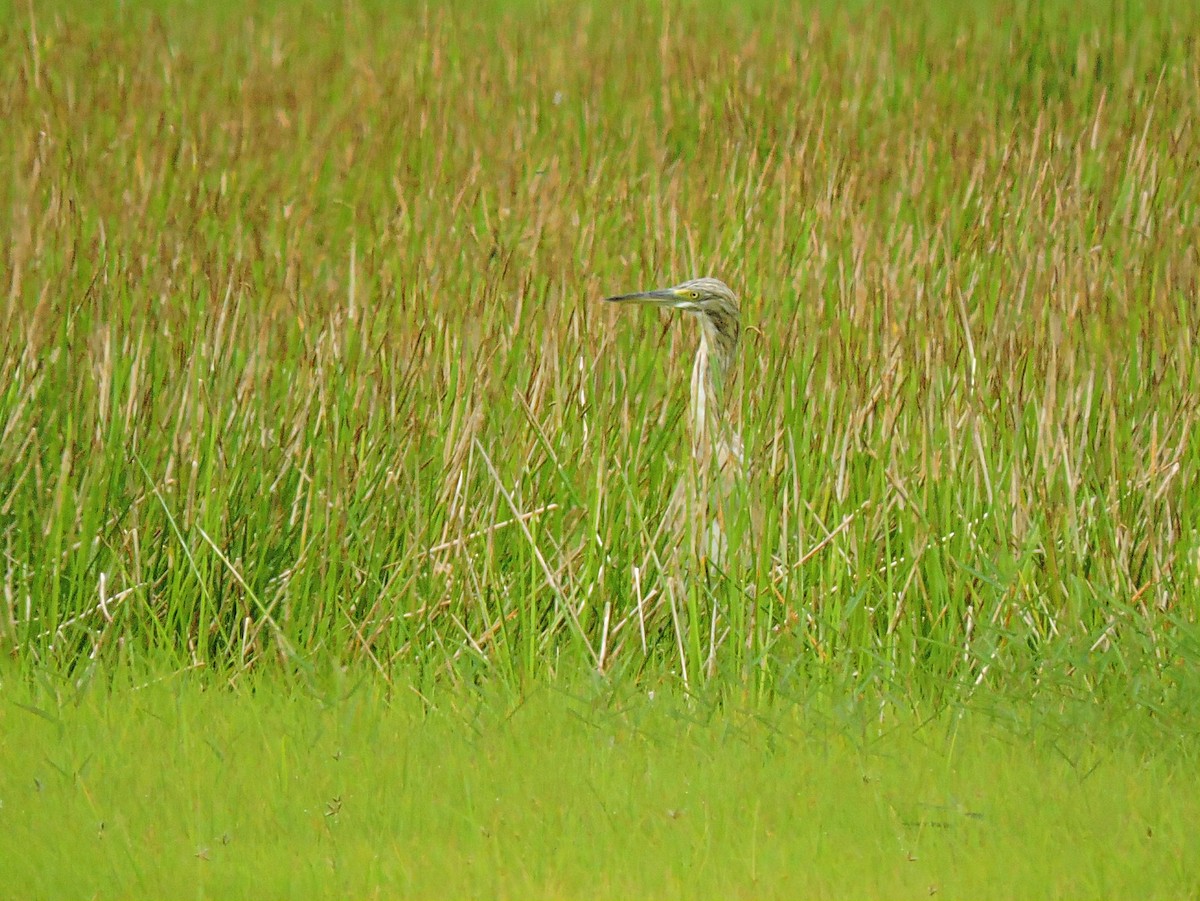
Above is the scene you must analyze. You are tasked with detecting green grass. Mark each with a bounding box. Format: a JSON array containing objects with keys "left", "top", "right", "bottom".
[
  {"left": 2, "top": 0, "right": 1200, "bottom": 894},
  {"left": 3, "top": 0, "right": 1196, "bottom": 695},
  {"left": 2, "top": 674, "right": 1198, "bottom": 899}
]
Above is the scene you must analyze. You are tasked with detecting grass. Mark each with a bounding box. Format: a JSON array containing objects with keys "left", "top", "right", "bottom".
[
  {"left": 3, "top": 0, "right": 1196, "bottom": 695},
  {"left": 1, "top": 0, "right": 1199, "bottom": 893},
  {"left": 2, "top": 674, "right": 1198, "bottom": 899}
]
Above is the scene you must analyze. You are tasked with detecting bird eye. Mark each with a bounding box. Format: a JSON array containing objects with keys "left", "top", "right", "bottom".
[{"left": 689, "top": 291, "right": 699, "bottom": 299}]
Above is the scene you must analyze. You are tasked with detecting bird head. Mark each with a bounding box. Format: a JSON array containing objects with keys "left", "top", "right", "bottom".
[
  {"left": 604, "top": 277, "right": 739, "bottom": 318},
  {"left": 605, "top": 277, "right": 741, "bottom": 363}
]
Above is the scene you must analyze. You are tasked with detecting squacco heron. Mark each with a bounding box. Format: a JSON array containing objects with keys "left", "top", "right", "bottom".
[{"left": 605, "top": 277, "right": 744, "bottom": 561}]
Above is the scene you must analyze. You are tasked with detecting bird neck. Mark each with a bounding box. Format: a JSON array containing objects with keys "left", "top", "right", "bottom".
[{"left": 690, "top": 319, "right": 733, "bottom": 454}]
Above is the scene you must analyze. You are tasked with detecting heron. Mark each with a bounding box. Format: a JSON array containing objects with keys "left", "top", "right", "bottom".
[{"left": 604, "top": 277, "right": 744, "bottom": 562}]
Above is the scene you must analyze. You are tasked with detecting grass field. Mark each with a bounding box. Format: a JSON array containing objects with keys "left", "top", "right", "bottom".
[
  {"left": 2, "top": 0, "right": 1200, "bottom": 895},
  {"left": 3, "top": 675, "right": 1199, "bottom": 899}
]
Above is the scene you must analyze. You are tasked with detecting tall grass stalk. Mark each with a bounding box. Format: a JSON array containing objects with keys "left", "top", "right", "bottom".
[{"left": 2, "top": 0, "right": 1198, "bottom": 704}]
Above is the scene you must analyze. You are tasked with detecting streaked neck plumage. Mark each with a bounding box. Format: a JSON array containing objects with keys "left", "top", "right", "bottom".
[{"left": 687, "top": 305, "right": 741, "bottom": 471}]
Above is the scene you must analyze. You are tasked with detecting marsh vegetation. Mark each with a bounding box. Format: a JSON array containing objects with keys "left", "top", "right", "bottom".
[{"left": 2, "top": 0, "right": 1198, "bottom": 895}]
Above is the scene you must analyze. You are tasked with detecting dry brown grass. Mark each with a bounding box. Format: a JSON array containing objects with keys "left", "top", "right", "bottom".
[{"left": 2, "top": 1, "right": 1198, "bottom": 698}]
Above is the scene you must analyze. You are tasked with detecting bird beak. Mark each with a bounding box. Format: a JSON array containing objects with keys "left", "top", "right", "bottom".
[{"left": 604, "top": 287, "right": 690, "bottom": 309}]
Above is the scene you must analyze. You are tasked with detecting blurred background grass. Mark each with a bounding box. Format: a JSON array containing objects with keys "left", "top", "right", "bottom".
[{"left": 2, "top": 673, "right": 1197, "bottom": 899}]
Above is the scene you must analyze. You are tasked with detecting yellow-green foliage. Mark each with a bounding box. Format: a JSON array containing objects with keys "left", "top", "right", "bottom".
[{"left": 2, "top": 676, "right": 1197, "bottom": 899}]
